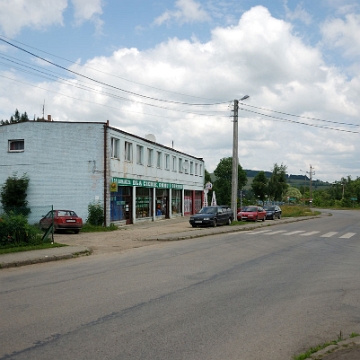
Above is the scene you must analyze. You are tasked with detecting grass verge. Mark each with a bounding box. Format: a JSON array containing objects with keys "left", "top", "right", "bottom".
[
  {"left": 293, "top": 332, "right": 360, "bottom": 360},
  {"left": 0, "top": 242, "right": 67, "bottom": 255}
]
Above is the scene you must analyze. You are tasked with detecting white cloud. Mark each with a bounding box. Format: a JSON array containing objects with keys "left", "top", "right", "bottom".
[
  {"left": 283, "top": 0, "right": 312, "bottom": 25},
  {"left": 71, "top": 0, "right": 104, "bottom": 34},
  {"left": 1, "top": 5, "right": 359, "bottom": 182},
  {"left": 321, "top": 13, "right": 360, "bottom": 57},
  {"left": 153, "top": 0, "right": 211, "bottom": 26},
  {"left": 0, "top": 0, "right": 104, "bottom": 37},
  {"left": 0, "top": 0, "right": 67, "bottom": 37}
]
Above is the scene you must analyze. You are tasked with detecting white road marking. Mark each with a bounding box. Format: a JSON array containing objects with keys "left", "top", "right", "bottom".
[
  {"left": 300, "top": 231, "right": 320, "bottom": 236},
  {"left": 283, "top": 231, "right": 306, "bottom": 236},
  {"left": 262, "top": 230, "right": 287, "bottom": 235},
  {"left": 245, "top": 230, "right": 273, "bottom": 235},
  {"left": 339, "top": 233, "right": 356, "bottom": 239},
  {"left": 320, "top": 232, "right": 338, "bottom": 238}
]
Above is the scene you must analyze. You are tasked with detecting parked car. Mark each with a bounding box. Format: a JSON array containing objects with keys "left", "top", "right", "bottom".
[
  {"left": 189, "top": 206, "right": 233, "bottom": 228},
  {"left": 39, "top": 210, "right": 83, "bottom": 233},
  {"left": 264, "top": 205, "right": 282, "bottom": 220},
  {"left": 237, "top": 206, "right": 266, "bottom": 222}
]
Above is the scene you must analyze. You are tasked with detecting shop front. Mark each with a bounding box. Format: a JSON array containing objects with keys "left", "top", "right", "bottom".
[{"left": 111, "top": 177, "right": 184, "bottom": 224}]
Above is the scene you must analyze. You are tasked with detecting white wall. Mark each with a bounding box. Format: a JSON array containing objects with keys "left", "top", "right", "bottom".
[{"left": 0, "top": 121, "right": 105, "bottom": 224}]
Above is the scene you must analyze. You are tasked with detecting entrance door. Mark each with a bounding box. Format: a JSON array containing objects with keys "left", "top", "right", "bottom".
[{"left": 110, "top": 187, "right": 132, "bottom": 224}]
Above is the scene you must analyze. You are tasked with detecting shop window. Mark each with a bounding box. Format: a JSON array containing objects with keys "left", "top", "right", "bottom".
[
  {"left": 165, "top": 154, "right": 170, "bottom": 170},
  {"left": 156, "top": 189, "right": 168, "bottom": 217},
  {"left": 125, "top": 141, "right": 133, "bottom": 162},
  {"left": 156, "top": 151, "right": 162, "bottom": 168},
  {"left": 111, "top": 138, "right": 120, "bottom": 159},
  {"left": 136, "top": 145, "right": 143, "bottom": 165},
  {"left": 8, "top": 139, "right": 24, "bottom": 152},
  {"left": 172, "top": 189, "right": 182, "bottom": 214},
  {"left": 136, "top": 187, "right": 153, "bottom": 218}
]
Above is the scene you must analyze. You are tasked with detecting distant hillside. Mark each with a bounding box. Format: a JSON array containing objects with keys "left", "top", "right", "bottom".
[{"left": 210, "top": 170, "right": 331, "bottom": 190}]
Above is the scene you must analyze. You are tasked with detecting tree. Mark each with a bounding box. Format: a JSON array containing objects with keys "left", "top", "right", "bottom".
[
  {"left": 268, "top": 163, "right": 288, "bottom": 201},
  {"left": 284, "top": 186, "right": 302, "bottom": 203},
  {"left": 251, "top": 171, "right": 268, "bottom": 205},
  {"left": 0, "top": 173, "right": 31, "bottom": 216},
  {"left": 213, "top": 157, "right": 247, "bottom": 206},
  {"left": 1, "top": 109, "right": 29, "bottom": 126}
]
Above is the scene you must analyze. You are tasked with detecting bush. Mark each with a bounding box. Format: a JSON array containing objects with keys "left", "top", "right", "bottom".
[
  {"left": 86, "top": 202, "right": 104, "bottom": 226},
  {"left": 0, "top": 212, "right": 42, "bottom": 247}
]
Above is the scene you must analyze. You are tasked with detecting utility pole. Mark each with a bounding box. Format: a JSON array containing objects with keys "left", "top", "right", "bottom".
[
  {"left": 231, "top": 99, "right": 239, "bottom": 217},
  {"left": 309, "top": 164, "right": 315, "bottom": 205},
  {"left": 231, "top": 95, "right": 249, "bottom": 217}
]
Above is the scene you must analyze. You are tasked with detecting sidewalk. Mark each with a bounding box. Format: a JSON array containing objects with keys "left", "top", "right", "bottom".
[{"left": 0, "top": 215, "right": 316, "bottom": 269}]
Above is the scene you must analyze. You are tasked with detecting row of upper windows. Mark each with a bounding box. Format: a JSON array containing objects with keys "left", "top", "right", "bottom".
[{"left": 111, "top": 137, "right": 203, "bottom": 176}]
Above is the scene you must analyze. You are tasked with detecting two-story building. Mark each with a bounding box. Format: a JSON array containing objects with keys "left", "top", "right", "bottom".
[{"left": 0, "top": 119, "right": 205, "bottom": 226}]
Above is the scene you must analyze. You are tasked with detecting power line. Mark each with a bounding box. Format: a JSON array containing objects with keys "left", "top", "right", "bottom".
[{"left": 0, "top": 36, "right": 229, "bottom": 107}]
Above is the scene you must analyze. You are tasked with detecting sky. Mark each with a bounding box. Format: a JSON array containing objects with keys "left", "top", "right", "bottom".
[{"left": 0, "top": 0, "right": 360, "bottom": 183}]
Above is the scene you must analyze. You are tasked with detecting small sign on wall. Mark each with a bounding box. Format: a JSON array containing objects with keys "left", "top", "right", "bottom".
[{"left": 110, "top": 182, "right": 118, "bottom": 192}]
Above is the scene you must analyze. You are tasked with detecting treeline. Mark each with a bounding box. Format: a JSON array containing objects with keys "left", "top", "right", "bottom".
[{"left": 0, "top": 109, "right": 45, "bottom": 126}]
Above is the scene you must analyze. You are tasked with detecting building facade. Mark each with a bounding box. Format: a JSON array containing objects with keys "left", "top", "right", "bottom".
[{"left": 0, "top": 120, "right": 204, "bottom": 225}]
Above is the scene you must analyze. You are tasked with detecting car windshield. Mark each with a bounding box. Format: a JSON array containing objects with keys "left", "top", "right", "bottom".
[
  {"left": 264, "top": 206, "right": 276, "bottom": 210},
  {"left": 58, "top": 210, "right": 77, "bottom": 216},
  {"left": 242, "top": 206, "right": 257, "bottom": 212},
  {"left": 198, "top": 207, "right": 216, "bottom": 214}
]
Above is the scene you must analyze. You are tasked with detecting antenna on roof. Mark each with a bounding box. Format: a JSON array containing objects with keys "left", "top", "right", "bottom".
[{"left": 42, "top": 100, "right": 45, "bottom": 120}]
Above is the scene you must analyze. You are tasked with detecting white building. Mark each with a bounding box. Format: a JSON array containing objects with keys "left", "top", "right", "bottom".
[{"left": 0, "top": 120, "right": 205, "bottom": 225}]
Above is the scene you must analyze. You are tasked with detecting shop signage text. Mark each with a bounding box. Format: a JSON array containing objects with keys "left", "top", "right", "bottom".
[{"left": 112, "top": 177, "right": 183, "bottom": 190}]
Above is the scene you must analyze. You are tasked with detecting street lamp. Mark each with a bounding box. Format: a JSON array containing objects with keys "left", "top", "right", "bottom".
[{"left": 231, "top": 95, "right": 250, "bottom": 217}]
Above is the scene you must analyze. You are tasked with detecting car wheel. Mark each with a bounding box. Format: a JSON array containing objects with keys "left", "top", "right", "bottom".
[
  {"left": 272, "top": 214, "right": 275, "bottom": 220},
  {"left": 227, "top": 217, "right": 232, "bottom": 225},
  {"left": 74, "top": 230, "right": 80, "bottom": 234},
  {"left": 212, "top": 219, "right": 217, "bottom": 227},
  {"left": 255, "top": 216, "right": 258, "bottom": 222},
  {"left": 278, "top": 214, "right": 281, "bottom": 219},
  {"left": 262, "top": 216, "right": 265, "bottom": 222}
]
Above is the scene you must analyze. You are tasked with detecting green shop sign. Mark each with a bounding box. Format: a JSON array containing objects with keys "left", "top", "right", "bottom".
[{"left": 112, "top": 177, "right": 183, "bottom": 190}]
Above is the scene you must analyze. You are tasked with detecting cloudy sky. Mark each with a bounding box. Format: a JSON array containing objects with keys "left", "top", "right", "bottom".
[{"left": 0, "top": 0, "right": 360, "bottom": 182}]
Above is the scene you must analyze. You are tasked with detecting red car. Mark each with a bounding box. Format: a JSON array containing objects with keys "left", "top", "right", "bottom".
[
  {"left": 40, "top": 210, "right": 83, "bottom": 233},
  {"left": 237, "top": 206, "right": 266, "bottom": 222}
]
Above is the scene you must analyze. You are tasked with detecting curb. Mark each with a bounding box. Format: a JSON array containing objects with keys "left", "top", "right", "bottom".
[{"left": 0, "top": 247, "right": 92, "bottom": 269}]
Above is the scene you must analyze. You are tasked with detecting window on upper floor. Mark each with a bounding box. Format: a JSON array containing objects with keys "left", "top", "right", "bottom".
[
  {"left": 147, "top": 148, "right": 153, "bottom": 166},
  {"left": 136, "top": 145, "right": 144, "bottom": 165},
  {"left": 156, "top": 151, "right": 162, "bottom": 168},
  {"left": 111, "top": 138, "right": 120, "bottom": 159},
  {"left": 184, "top": 160, "right": 189, "bottom": 174},
  {"left": 125, "top": 141, "right": 133, "bottom": 162},
  {"left": 8, "top": 139, "right": 24, "bottom": 152},
  {"left": 172, "top": 156, "right": 176, "bottom": 172},
  {"left": 199, "top": 164, "right": 203, "bottom": 176},
  {"left": 195, "top": 163, "right": 198, "bottom": 176},
  {"left": 178, "top": 158, "right": 183, "bottom": 173},
  {"left": 190, "top": 161, "right": 194, "bottom": 175},
  {"left": 165, "top": 154, "right": 170, "bottom": 170}
]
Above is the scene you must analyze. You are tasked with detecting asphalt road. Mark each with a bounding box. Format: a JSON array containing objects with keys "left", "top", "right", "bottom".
[{"left": 1, "top": 210, "right": 359, "bottom": 359}]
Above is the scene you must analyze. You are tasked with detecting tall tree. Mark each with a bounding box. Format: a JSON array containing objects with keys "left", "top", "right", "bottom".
[
  {"left": 213, "top": 157, "right": 247, "bottom": 206},
  {"left": 268, "top": 163, "right": 288, "bottom": 201},
  {"left": 251, "top": 171, "right": 268, "bottom": 205}
]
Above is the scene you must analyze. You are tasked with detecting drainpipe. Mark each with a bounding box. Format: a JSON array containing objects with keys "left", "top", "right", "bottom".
[{"left": 103, "top": 121, "right": 108, "bottom": 226}]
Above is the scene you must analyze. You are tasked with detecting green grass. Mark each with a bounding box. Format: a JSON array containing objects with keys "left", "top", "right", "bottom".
[
  {"left": 293, "top": 332, "right": 360, "bottom": 360},
  {"left": 281, "top": 205, "right": 321, "bottom": 217},
  {"left": 0, "top": 242, "right": 67, "bottom": 255}
]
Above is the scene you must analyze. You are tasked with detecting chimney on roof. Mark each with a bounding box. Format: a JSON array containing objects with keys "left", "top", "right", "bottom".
[{"left": 47, "top": 115, "right": 52, "bottom": 121}]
